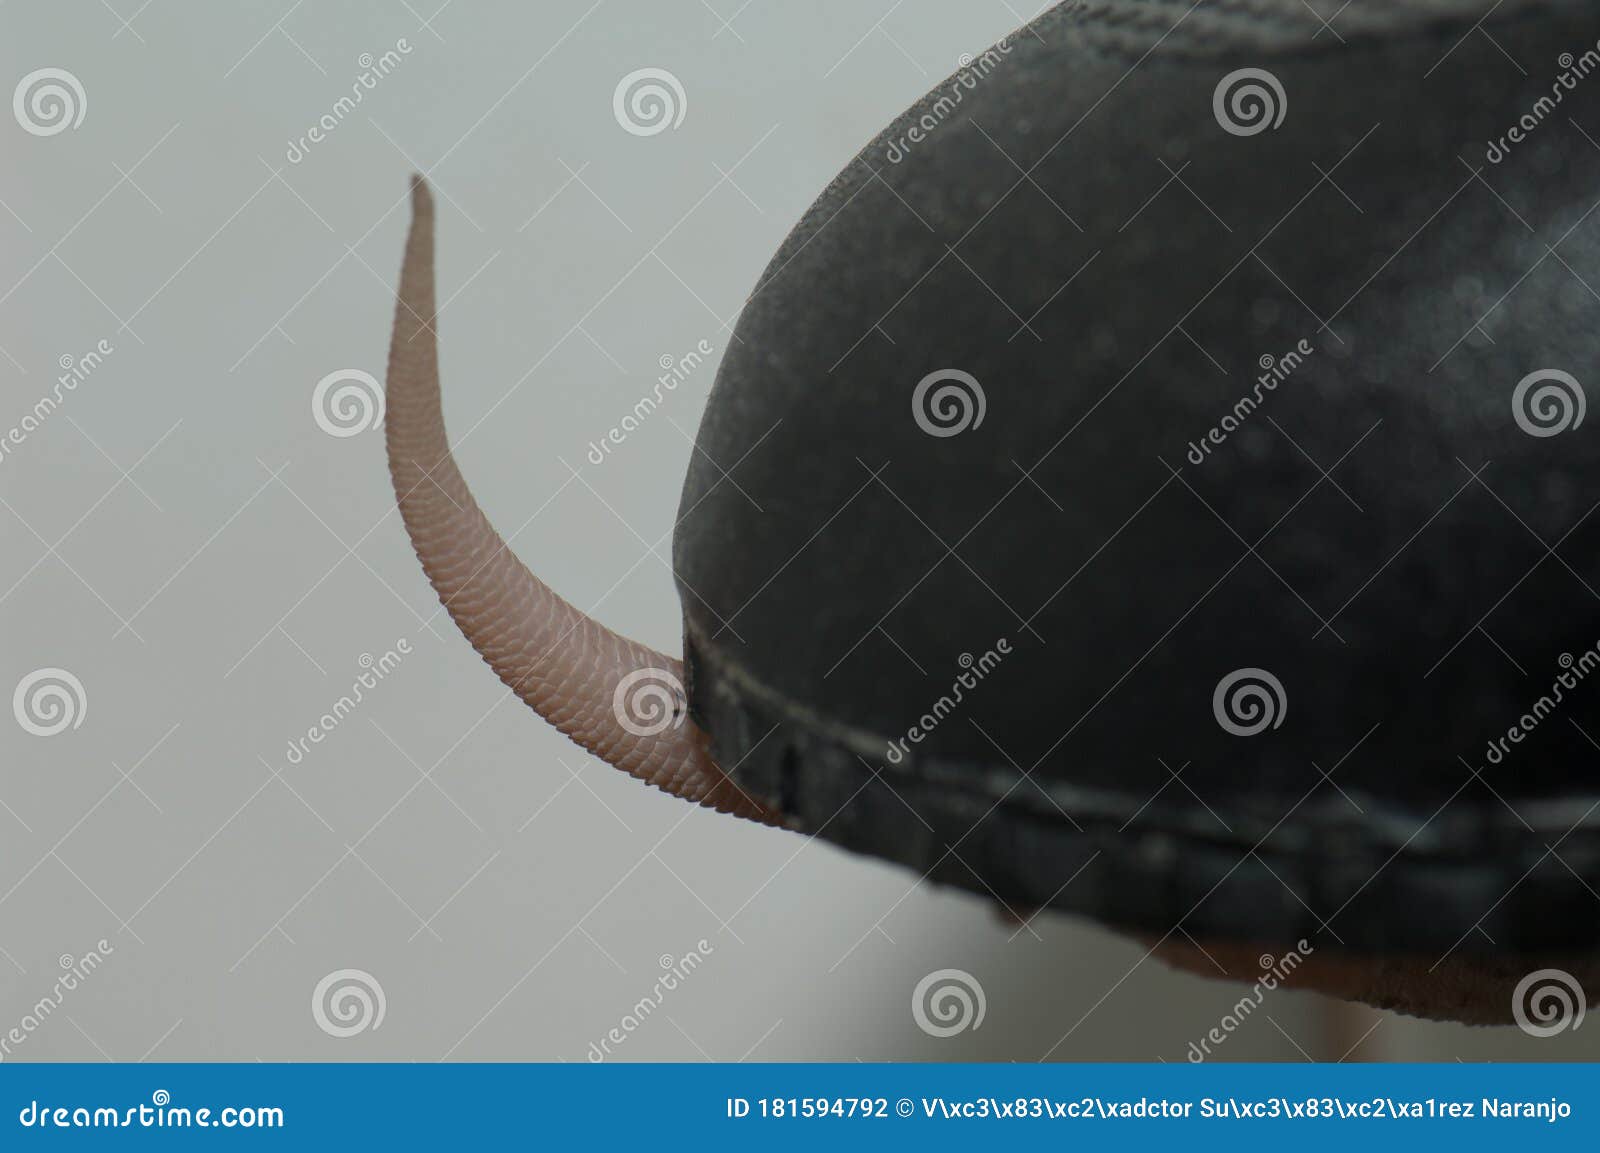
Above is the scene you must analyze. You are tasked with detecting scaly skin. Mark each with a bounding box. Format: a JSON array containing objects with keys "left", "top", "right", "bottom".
[
  {"left": 384, "top": 177, "right": 774, "bottom": 825},
  {"left": 386, "top": 176, "right": 1571, "bottom": 1028}
]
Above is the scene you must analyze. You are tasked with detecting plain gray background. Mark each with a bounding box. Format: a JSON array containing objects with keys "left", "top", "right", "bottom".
[{"left": 1, "top": 0, "right": 1593, "bottom": 1061}]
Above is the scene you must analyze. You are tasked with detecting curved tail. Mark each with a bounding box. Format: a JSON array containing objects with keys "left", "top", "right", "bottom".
[{"left": 384, "top": 177, "right": 772, "bottom": 824}]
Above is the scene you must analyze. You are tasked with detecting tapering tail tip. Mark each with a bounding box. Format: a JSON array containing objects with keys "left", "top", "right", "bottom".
[
  {"left": 409, "top": 173, "right": 432, "bottom": 213},
  {"left": 384, "top": 175, "right": 777, "bottom": 826}
]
